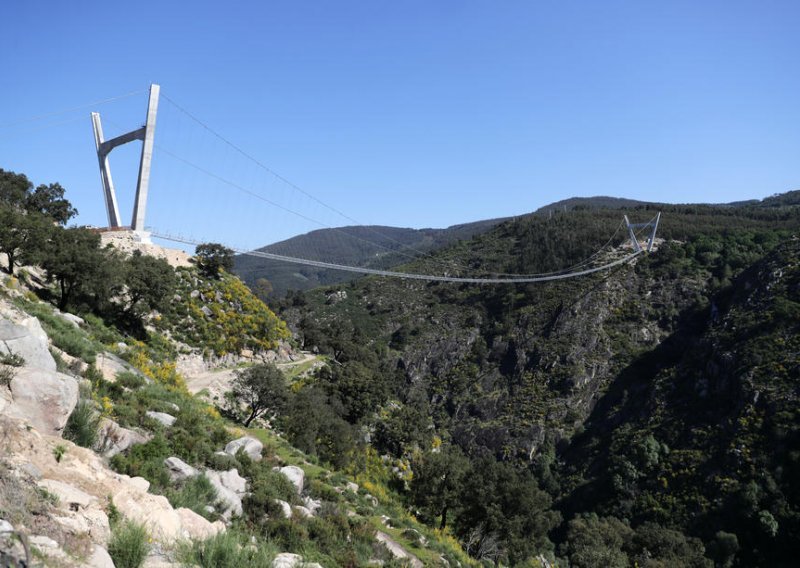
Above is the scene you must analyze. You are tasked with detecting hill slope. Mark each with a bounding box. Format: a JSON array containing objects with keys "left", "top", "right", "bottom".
[
  {"left": 277, "top": 195, "right": 799, "bottom": 565},
  {"left": 233, "top": 217, "right": 509, "bottom": 296}
]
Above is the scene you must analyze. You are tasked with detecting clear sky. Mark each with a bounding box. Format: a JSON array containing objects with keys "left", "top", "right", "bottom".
[{"left": 1, "top": 1, "right": 798, "bottom": 249}]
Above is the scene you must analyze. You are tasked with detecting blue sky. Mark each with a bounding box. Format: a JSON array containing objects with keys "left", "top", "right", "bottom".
[{"left": 1, "top": 1, "right": 798, "bottom": 249}]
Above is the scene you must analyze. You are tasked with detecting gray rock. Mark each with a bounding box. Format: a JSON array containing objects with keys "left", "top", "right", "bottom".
[
  {"left": 204, "top": 471, "right": 243, "bottom": 519},
  {"left": 87, "top": 545, "right": 115, "bottom": 568},
  {"left": 0, "top": 519, "right": 13, "bottom": 534},
  {"left": 20, "top": 462, "right": 42, "bottom": 480},
  {"left": 0, "top": 317, "right": 55, "bottom": 371},
  {"left": 38, "top": 479, "right": 96, "bottom": 510},
  {"left": 190, "top": 290, "right": 200, "bottom": 299},
  {"left": 278, "top": 466, "right": 304, "bottom": 495},
  {"left": 224, "top": 436, "right": 263, "bottom": 461},
  {"left": 96, "top": 352, "right": 145, "bottom": 383},
  {"left": 200, "top": 306, "right": 213, "bottom": 317},
  {"left": 6, "top": 368, "right": 78, "bottom": 435},
  {"left": 216, "top": 468, "right": 247, "bottom": 495},
  {"left": 294, "top": 505, "right": 313, "bottom": 518},
  {"left": 303, "top": 495, "right": 321, "bottom": 513},
  {"left": 164, "top": 457, "right": 199, "bottom": 481},
  {"left": 54, "top": 311, "right": 84, "bottom": 328},
  {"left": 98, "top": 418, "right": 150, "bottom": 458},
  {"left": 145, "top": 411, "right": 176, "bottom": 427},
  {"left": 275, "top": 499, "right": 292, "bottom": 519},
  {"left": 271, "top": 552, "right": 303, "bottom": 568}
]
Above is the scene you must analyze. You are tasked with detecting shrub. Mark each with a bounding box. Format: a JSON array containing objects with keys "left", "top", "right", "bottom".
[
  {"left": 116, "top": 371, "right": 146, "bottom": 390},
  {"left": 176, "top": 530, "right": 277, "bottom": 568},
  {"left": 166, "top": 475, "right": 218, "bottom": 520},
  {"left": 63, "top": 399, "right": 101, "bottom": 448},
  {"left": 0, "top": 351, "right": 24, "bottom": 388},
  {"left": 108, "top": 520, "right": 149, "bottom": 568}
]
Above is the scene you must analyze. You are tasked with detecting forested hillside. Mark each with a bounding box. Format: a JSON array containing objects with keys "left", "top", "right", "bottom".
[
  {"left": 274, "top": 197, "right": 800, "bottom": 566},
  {"left": 233, "top": 218, "right": 508, "bottom": 297}
]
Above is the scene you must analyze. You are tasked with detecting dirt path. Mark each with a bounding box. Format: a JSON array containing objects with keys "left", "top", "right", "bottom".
[{"left": 184, "top": 351, "right": 320, "bottom": 401}]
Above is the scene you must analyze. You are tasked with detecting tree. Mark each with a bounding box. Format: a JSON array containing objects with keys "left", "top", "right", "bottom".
[
  {"left": 410, "top": 444, "right": 470, "bottom": 529},
  {"left": 40, "top": 227, "right": 120, "bottom": 310},
  {"left": 0, "top": 208, "right": 52, "bottom": 274},
  {"left": 562, "top": 514, "right": 633, "bottom": 568},
  {"left": 26, "top": 182, "right": 77, "bottom": 224},
  {"left": 229, "top": 363, "right": 288, "bottom": 427},
  {"left": 195, "top": 243, "right": 234, "bottom": 278},
  {"left": 282, "top": 386, "right": 354, "bottom": 469},
  {"left": 123, "top": 251, "right": 177, "bottom": 316},
  {"left": 0, "top": 169, "right": 32, "bottom": 207},
  {"left": 455, "top": 457, "right": 561, "bottom": 563}
]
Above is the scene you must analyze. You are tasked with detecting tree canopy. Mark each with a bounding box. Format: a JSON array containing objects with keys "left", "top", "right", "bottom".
[{"left": 195, "top": 242, "right": 234, "bottom": 278}]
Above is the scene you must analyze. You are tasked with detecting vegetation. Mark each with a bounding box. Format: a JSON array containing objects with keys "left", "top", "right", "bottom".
[
  {"left": 227, "top": 363, "right": 289, "bottom": 427},
  {"left": 3, "top": 161, "right": 800, "bottom": 565},
  {"left": 63, "top": 399, "right": 102, "bottom": 448},
  {"left": 195, "top": 242, "right": 234, "bottom": 279},
  {"left": 107, "top": 520, "right": 149, "bottom": 568}
]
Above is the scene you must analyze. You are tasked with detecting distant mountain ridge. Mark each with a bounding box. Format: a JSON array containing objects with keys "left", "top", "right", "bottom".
[
  {"left": 236, "top": 190, "right": 800, "bottom": 297},
  {"left": 234, "top": 217, "right": 510, "bottom": 296}
]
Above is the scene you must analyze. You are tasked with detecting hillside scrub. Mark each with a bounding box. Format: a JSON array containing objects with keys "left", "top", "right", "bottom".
[{"left": 274, "top": 199, "right": 800, "bottom": 565}]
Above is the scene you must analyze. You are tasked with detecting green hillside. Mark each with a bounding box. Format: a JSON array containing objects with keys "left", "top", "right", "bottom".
[
  {"left": 233, "top": 218, "right": 509, "bottom": 297},
  {"left": 275, "top": 196, "right": 800, "bottom": 565}
]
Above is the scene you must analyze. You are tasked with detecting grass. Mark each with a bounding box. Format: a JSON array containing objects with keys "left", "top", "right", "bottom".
[
  {"left": 63, "top": 399, "right": 101, "bottom": 448},
  {"left": 175, "top": 530, "right": 278, "bottom": 568},
  {"left": 108, "top": 520, "right": 149, "bottom": 568},
  {"left": 11, "top": 297, "right": 101, "bottom": 363}
]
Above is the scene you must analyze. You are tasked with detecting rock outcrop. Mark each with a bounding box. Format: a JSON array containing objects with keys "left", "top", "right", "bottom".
[
  {"left": 278, "top": 465, "right": 304, "bottom": 495},
  {"left": 6, "top": 367, "right": 78, "bottom": 435},
  {"left": 0, "top": 317, "right": 56, "bottom": 372},
  {"left": 224, "top": 436, "right": 263, "bottom": 461}
]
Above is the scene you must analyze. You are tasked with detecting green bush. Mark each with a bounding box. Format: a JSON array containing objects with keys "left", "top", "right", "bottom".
[
  {"left": 166, "top": 475, "right": 218, "bottom": 520},
  {"left": 63, "top": 399, "right": 101, "bottom": 448},
  {"left": 176, "top": 530, "right": 277, "bottom": 568},
  {"left": 108, "top": 520, "right": 149, "bottom": 568},
  {"left": 116, "top": 371, "right": 146, "bottom": 390}
]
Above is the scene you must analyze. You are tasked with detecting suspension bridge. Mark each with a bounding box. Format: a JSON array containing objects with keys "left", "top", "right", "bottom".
[{"left": 7, "top": 84, "right": 662, "bottom": 284}]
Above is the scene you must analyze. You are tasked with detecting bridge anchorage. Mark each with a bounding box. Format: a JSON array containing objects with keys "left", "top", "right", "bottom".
[{"left": 91, "top": 83, "right": 160, "bottom": 243}]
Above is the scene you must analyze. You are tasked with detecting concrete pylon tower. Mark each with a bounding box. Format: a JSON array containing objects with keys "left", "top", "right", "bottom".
[{"left": 91, "top": 84, "right": 160, "bottom": 241}]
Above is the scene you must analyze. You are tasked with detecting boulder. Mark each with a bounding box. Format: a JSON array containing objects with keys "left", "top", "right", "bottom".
[
  {"left": 275, "top": 499, "right": 292, "bottom": 519},
  {"left": 87, "top": 545, "right": 115, "bottom": 568},
  {"left": 96, "top": 351, "right": 145, "bottom": 383},
  {"left": 164, "top": 457, "right": 199, "bottom": 481},
  {"left": 54, "top": 310, "right": 84, "bottom": 328},
  {"left": 176, "top": 507, "right": 225, "bottom": 540},
  {"left": 145, "top": 411, "right": 176, "bottom": 427},
  {"left": 303, "top": 496, "right": 321, "bottom": 514},
  {"left": 204, "top": 471, "right": 243, "bottom": 519},
  {"left": 6, "top": 368, "right": 78, "bottom": 435},
  {"left": 38, "top": 479, "right": 96, "bottom": 510},
  {"left": 345, "top": 481, "right": 359, "bottom": 493},
  {"left": 272, "top": 553, "right": 303, "bottom": 568},
  {"left": 129, "top": 476, "right": 151, "bottom": 492},
  {"left": 278, "top": 466, "right": 304, "bottom": 495},
  {"left": 224, "top": 436, "right": 263, "bottom": 461},
  {"left": 208, "top": 468, "right": 247, "bottom": 495},
  {"left": 0, "top": 317, "right": 56, "bottom": 371},
  {"left": 375, "top": 531, "right": 423, "bottom": 568},
  {"left": 294, "top": 505, "right": 313, "bottom": 518},
  {"left": 98, "top": 418, "right": 150, "bottom": 458},
  {"left": 0, "top": 519, "right": 12, "bottom": 534}
]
